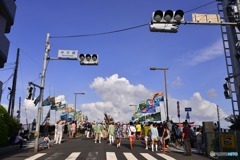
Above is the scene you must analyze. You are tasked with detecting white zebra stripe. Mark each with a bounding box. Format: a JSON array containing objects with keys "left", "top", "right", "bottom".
[
  {"left": 123, "top": 152, "right": 138, "bottom": 160},
  {"left": 65, "top": 152, "right": 81, "bottom": 160},
  {"left": 140, "top": 153, "right": 158, "bottom": 160},
  {"left": 157, "top": 153, "right": 177, "bottom": 160},
  {"left": 106, "top": 152, "right": 117, "bottom": 160},
  {"left": 86, "top": 152, "right": 98, "bottom": 160},
  {"left": 45, "top": 153, "right": 63, "bottom": 160},
  {"left": 25, "top": 153, "right": 46, "bottom": 160}
]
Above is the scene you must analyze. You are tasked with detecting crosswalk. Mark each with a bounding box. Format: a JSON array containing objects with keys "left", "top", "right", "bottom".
[{"left": 25, "top": 152, "right": 177, "bottom": 160}]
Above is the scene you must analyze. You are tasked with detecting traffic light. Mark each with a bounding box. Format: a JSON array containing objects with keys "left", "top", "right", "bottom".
[
  {"left": 149, "top": 10, "right": 184, "bottom": 33},
  {"left": 223, "top": 82, "right": 232, "bottom": 99},
  {"left": 78, "top": 54, "right": 98, "bottom": 65},
  {"left": 34, "top": 95, "right": 40, "bottom": 106},
  {"left": 26, "top": 86, "right": 33, "bottom": 100}
]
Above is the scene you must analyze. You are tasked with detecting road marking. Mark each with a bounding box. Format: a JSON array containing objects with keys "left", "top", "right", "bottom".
[
  {"left": 45, "top": 153, "right": 63, "bottom": 160},
  {"left": 65, "top": 152, "right": 81, "bottom": 160},
  {"left": 140, "top": 153, "right": 157, "bottom": 160},
  {"left": 25, "top": 153, "right": 46, "bottom": 160},
  {"left": 86, "top": 152, "right": 98, "bottom": 160},
  {"left": 157, "top": 153, "right": 176, "bottom": 160},
  {"left": 106, "top": 152, "right": 117, "bottom": 160},
  {"left": 123, "top": 152, "right": 137, "bottom": 160}
]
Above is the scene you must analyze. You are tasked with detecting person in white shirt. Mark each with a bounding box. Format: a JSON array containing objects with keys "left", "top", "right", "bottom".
[
  {"left": 43, "top": 136, "right": 52, "bottom": 149},
  {"left": 15, "top": 133, "right": 26, "bottom": 148},
  {"left": 128, "top": 122, "right": 136, "bottom": 150},
  {"left": 122, "top": 123, "right": 127, "bottom": 138},
  {"left": 195, "top": 128, "right": 203, "bottom": 154},
  {"left": 56, "top": 121, "right": 65, "bottom": 144},
  {"left": 54, "top": 120, "right": 60, "bottom": 142},
  {"left": 151, "top": 123, "right": 159, "bottom": 152}
]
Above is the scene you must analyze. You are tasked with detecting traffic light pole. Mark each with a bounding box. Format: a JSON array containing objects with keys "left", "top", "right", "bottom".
[
  {"left": 152, "top": 21, "right": 238, "bottom": 26},
  {"left": 34, "top": 33, "right": 50, "bottom": 153},
  {"left": 151, "top": 7, "right": 240, "bottom": 119}
]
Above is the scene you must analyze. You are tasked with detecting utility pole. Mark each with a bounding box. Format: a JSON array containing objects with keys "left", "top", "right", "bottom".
[
  {"left": 17, "top": 97, "right": 21, "bottom": 120},
  {"left": 217, "top": 104, "right": 221, "bottom": 132},
  {"left": 34, "top": 33, "right": 50, "bottom": 153},
  {"left": 8, "top": 48, "right": 19, "bottom": 117},
  {"left": 177, "top": 101, "right": 180, "bottom": 123}
]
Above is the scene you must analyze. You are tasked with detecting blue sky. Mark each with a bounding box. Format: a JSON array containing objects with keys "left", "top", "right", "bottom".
[{"left": 0, "top": 0, "right": 233, "bottom": 127}]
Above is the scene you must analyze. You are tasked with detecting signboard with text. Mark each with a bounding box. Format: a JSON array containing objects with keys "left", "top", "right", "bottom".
[
  {"left": 185, "top": 107, "right": 192, "bottom": 112},
  {"left": 58, "top": 50, "right": 78, "bottom": 59}
]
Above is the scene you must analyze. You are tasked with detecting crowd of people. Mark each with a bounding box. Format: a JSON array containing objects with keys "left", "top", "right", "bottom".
[{"left": 41, "top": 119, "right": 204, "bottom": 156}]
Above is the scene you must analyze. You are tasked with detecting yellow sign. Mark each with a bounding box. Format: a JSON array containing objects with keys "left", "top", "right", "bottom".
[{"left": 220, "top": 134, "right": 236, "bottom": 149}]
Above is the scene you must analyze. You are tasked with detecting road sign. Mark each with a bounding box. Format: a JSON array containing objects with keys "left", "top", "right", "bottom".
[
  {"left": 185, "top": 107, "right": 192, "bottom": 112},
  {"left": 192, "top": 13, "right": 220, "bottom": 23},
  {"left": 58, "top": 50, "right": 78, "bottom": 59}
]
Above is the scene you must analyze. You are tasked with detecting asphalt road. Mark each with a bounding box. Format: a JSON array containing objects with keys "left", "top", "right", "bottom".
[{"left": 1, "top": 137, "right": 212, "bottom": 160}]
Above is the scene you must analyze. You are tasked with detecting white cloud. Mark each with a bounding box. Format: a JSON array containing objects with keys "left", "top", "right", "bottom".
[
  {"left": 167, "top": 92, "right": 230, "bottom": 128},
  {"left": 207, "top": 88, "right": 218, "bottom": 98},
  {"left": 85, "top": 74, "right": 230, "bottom": 128},
  {"left": 172, "top": 76, "right": 183, "bottom": 87},
  {"left": 87, "top": 74, "right": 152, "bottom": 122},
  {"left": 3, "top": 74, "right": 231, "bottom": 129},
  {"left": 181, "top": 39, "right": 223, "bottom": 66}
]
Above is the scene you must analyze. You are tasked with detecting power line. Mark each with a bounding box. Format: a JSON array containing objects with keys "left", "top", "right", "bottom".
[
  {"left": 185, "top": 1, "right": 216, "bottom": 13},
  {"left": 2, "top": 73, "right": 14, "bottom": 93},
  {"left": 10, "top": 41, "right": 42, "bottom": 67},
  {"left": 51, "top": 23, "right": 149, "bottom": 39},
  {"left": 2, "top": 73, "right": 13, "bottom": 85},
  {"left": 51, "top": 1, "right": 216, "bottom": 39},
  {"left": 0, "top": 67, "right": 14, "bottom": 71}
]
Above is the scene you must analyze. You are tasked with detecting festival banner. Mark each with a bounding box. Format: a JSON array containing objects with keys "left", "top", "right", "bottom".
[
  {"left": 138, "top": 100, "right": 156, "bottom": 113},
  {"left": 153, "top": 92, "right": 164, "bottom": 107},
  {"left": 137, "top": 112, "right": 161, "bottom": 123},
  {"left": 42, "top": 96, "right": 55, "bottom": 106}
]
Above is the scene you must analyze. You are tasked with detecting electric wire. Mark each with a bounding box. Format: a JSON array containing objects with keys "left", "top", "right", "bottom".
[
  {"left": 4, "top": 62, "right": 15, "bottom": 66},
  {"left": 0, "top": 68, "right": 14, "bottom": 71},
  {"left": 50, "top": 23, "right": 149, "bottom": 38},
  {"left": 10, "top": 41, "right": 42, "bottom": 68},
  {"left": 2, "top": 73, "right": 13, "bottom": 85},
  {"left": 185, "top": 0, "right": 216, "bottom": 13},
  {"left": 50, "top": 1, "right": 217, "bottom": 39},
  {"left": 2, "top": 72, "right": 14, "bottom": 94}
]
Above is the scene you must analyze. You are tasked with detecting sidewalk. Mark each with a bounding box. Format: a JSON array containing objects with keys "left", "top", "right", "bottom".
[
  {"left": 0, "top": 140, "right": 35, "bottom": 156},
  {"left": 169, "top": 146, "right": 217, "bottom": 159}
]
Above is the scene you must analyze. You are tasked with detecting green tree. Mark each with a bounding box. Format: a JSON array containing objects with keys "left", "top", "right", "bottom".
[
  {"left": 0, "top": 105, "right": 20, "bottom": 146},
  {"left": 0, "top": 105, "right": 10, "bottom": 146},
  {"left": 225, "top": 115, "right": 240, "bottom": 130}
]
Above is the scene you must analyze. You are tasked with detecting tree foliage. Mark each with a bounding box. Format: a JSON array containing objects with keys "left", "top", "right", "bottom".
[
  {"left": 0, "top": 105, "right": 20, "bottom": 146},
  {"left": 225, "top": 115, "right": 240, "bottom": 130}
]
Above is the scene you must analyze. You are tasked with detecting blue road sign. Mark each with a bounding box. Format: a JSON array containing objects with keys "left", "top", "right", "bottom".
[{"left": 185, "top": 107, "right": 192, "bottom": 112}]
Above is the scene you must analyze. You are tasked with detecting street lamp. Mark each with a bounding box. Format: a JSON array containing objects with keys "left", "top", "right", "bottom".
[
  {"left": 129, "top": 104, "right": 138, "bottom": 112},
  {"left": 150, "top": 67, "right": 169, "bottom": 121},
  {"left": 74, "top": 92, "right": 85, "bottom": 113}
]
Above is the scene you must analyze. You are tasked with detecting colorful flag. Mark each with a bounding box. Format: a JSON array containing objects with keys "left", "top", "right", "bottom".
[
  {"left": 42, "top": 108, "right": 50, "bottom": 125},
  {"left": 153, "top": 92, "right": 164, "bottom": 106},
  {"left": 42, "top": 96, "right": 55, "bottom": 106},
  {"left": 138, "top": 100, "right": 156, "bottom": 113}
]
